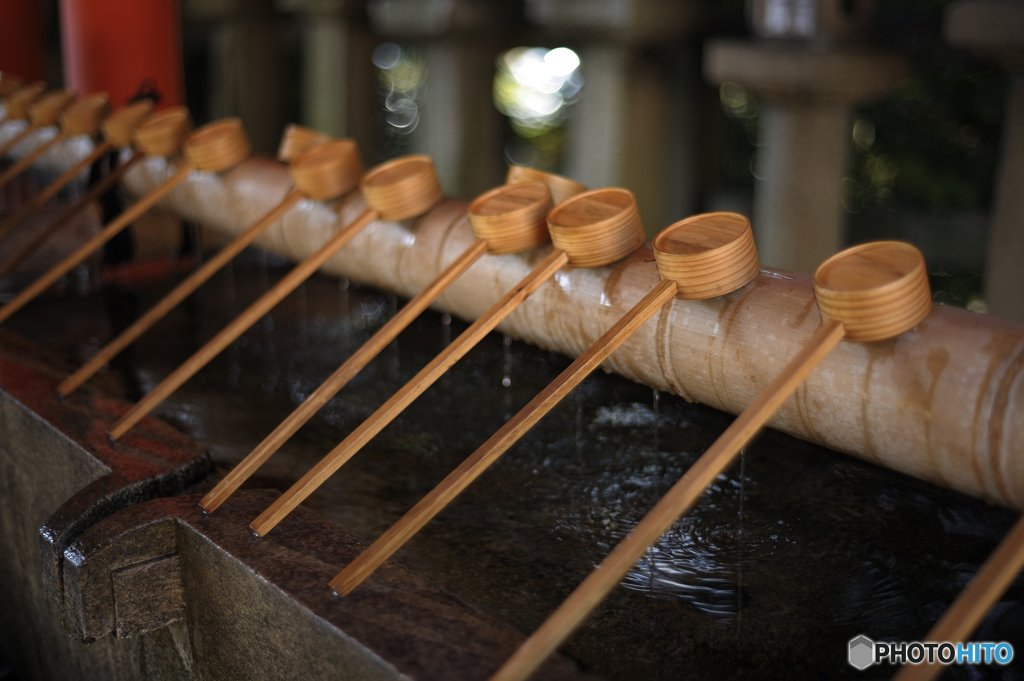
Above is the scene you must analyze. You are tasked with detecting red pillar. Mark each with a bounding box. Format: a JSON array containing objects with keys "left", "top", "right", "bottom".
[
  {"left": 0, "top": 0, "right": 47, "bottom": 83},
  {"left": 59, "top": 0, "right": 185, "bottom": 108}
]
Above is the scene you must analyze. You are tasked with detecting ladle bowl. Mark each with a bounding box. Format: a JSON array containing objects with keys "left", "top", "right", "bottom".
[
  {"left": 4, "top": 82, "right": 45, "bottom": 120},
  {"left": 506, "top": 165, "right": 587, "bottom": 206},
  {"left": 289, "top": 139, "right": 364, "bottom": 201},
  {"left": 653, "top": 212, "right": 760, "bottom": 300},
  {"left": 59, "top": 93, "right": 110, "bottom": 137},
  {"left": 182, "top": 117, "right": 251, "bottom": 173},
  {"left": 101, "top": 100, "right": 155, "bottom": 148},
  {"left": 546, "top": 187, "right": 645, "bottom": 268},
  {"left": 277, "top": 124, "right": 332, "bottom": 164},
  {"left": 133, "top": 106, "right": 193, "bottom": 158},
  {"left": 28, "top": 90, "right": 76, "bottom": 127},
  {"left": 360, "top": 154, "right": 443, "bottom": 221},
  {"left": 468, "top": 182, "right": 553, "bottom": 255},
  {"left": 813, "top": 241, "right": 931, "bottom": 342}
]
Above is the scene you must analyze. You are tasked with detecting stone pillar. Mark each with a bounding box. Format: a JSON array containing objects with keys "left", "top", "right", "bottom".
[
  {"left": 945, "top": 0, "right": 1024, "bottom": 321},
  {"left": 704, "top": 1, "right": 907, "bottom": 274}
]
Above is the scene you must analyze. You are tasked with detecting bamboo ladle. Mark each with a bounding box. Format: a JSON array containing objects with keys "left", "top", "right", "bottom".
[
  {"left": 892, "top": 520, "right": 1024, "bottom": 681},
  {"left": 329, "top": 211, "right": 760, "bottom": 596},
  {"left": 490, "top": 239, "right": 933, "bottom": 681},
  {"left": 249, "top": 185, "right": 646, "bottom": 537},
  {"left": 202, "top": 171, "right": 587, "bottom": 514},
  {"left": 107, "top": 150, "right": 444, "bottom": 441},
  {"left": 0, "top": 82, "right": 46, "bottom": 145},
  {"left": 0, "top": 93, "right": 110, "bottom": 236},
  {"left": 0, "top": 73, "right": 25, "bottom": 102},
  {"left": 0, "top": 93, "right": 108, "bottom": 190},
  {"left": 0, "top": 89, "right": 75, "bottom": 161},
  {"left": 56, "top": 125, "right": 336, "bottom": 398},
  {"left": 276, "top": 123, "right": 333, "bottom": 163},
  {"left": 0, "top": 100, "right": 154, "bottom": 278},
  {"left": 0, "top": 109, "right": 249, "bottom": 326}
]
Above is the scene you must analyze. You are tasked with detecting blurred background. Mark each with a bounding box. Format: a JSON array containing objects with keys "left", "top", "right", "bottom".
[{"left": 1, "top": 0, "right": 1022, "bottom": 319}]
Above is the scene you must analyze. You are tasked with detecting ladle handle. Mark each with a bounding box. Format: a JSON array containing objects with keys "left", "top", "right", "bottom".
[
  {"left": 0, "top": 131, "right": 65, "bottom": 189},
  {"left": 0, "top": 161, "right": 193, "bottom": 326},
  {"left": 330, "top": 278, "right": 679, "bottom": 596},
  {"left": 200, "top": 237, "right": 490, "bottom": 513},
  {"left": 249, "top": 247, "right": 571, "bottom": 537},
  {"left": 0, "top": 123, "right": 38, "bottom": 158},
  {"left": 489, "top": 318, "right": 846, "bottom": 681},
  {"left": 0, "top": 140, "right": 114, "bottom": 245},
  {"left": 892, "top": 514, "right": 1024, "bottom": 681},
  {"left": 107, "top": 207, "right": 379, "bottom": 441},
  {"left": 58, "top": 188, "right": 305, "bottom": 398}
]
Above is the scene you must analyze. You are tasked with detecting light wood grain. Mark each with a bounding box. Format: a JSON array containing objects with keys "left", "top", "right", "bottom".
[
  {"left": 249, "top": 247, "right": 571, "bottom": 537},
  {"left": 57, "top": 188, "right": 305, "bottom": 397},
  {"left": 199, "top": 237, "right": 490, "bottom": 513},
  {"left": 107, "top": 208, "right": 379, "bottom": 440},
  {"left": 489, "top": 318, "right": 847, "bottom": 681},
  {"left": 0, "top": 162, "right": 193, "bottom": 326},
  {"left": 0, "top": 140, "right": 113, "bottom": 244},
  {"left": 892, "top": 514, "right": 1024, "bottom": 681},
  {"left": 1, "top": 81, "right": 45, "bottom": 123},
  {"left": 331, "top": 277, "right": 680, "bottom": 595}
]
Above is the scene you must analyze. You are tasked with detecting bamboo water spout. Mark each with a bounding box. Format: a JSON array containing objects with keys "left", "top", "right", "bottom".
[
  {"left": 0, "top": 100, "right": 154, "bottom": 278},
  {"left": 491, "top": 240, "right": 933, "bottom": 681},
  {"left": 202, "top": 170, "right": 587, "bottom": 514},
  {"left": 0, "top": 109, "right": 250, "bottom": 326},
  {"left": 57, "top": 124, "right": 334, "bottom": 398},
  {"left": 249, "top": 186, "right": 646, "bottom": 537},
  {"left": 329, "top": 211, "right": 760, "bottom": 596},
  {"left": 107, "top": 149, "right": 443, "bottom": 441}
]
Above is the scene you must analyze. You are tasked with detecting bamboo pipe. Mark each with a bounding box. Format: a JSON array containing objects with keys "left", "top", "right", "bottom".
[
  {"left": 0, "top": 93, "right": 110, "bottom": 224},
  {"left": 0, "top": 81, "right": 44, "bottom": 134},
  {"left": 56, "top": 125, "right": 335, "bottom": 398},
  {"left": 0, "top": 89, "right": 74, "bottom": 160},
  {"left": 108, "top": 156, "right": 1024, "bottom": 511},
  {"left": 0, "top": 100, "right": 154, "bottom": 278},
  {"left": 201, "top": 170, "right": 587, "bottom": 514},
  {"left": 329, "top": 212, "right": 760, "bottom": 596},
  {"left": 106, "top": 150, "right": 442, "bottom": 441},
  {"left": 0, "top": 110, "right": 250, "bottom": 326},
  {"left": 893, "top": 514, "right": 1024, "bottom": 681},
  {"left": 490, "top": 240, "right": 934, "bottom": 681},
  {"left": 248, "top": 186, "right": 647, "bottom": 537}
]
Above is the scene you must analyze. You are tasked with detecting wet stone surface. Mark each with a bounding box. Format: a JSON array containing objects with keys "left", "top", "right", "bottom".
[{"left": 7, "top": 253, "right": 1024, "bottom": 680}]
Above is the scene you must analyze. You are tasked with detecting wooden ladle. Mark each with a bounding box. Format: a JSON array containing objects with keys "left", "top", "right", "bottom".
[
  {"left": 248, "top": 185, "right": 645, "bottom": 537},
  {"left": 490, "top": 239, "right": 933, "bottom": 681},
  {"left": 57, "top": 125, "right": 337, "bottom": 397},
  {"left": 107, "top": 150, "right": 445, "bottom": 440},
  {"left": 0, "top": 89, "right": 75, "bottom": 160},
  {"left": 201, "top": 170, "right": 587, "bottom": 514},
  {"left": 0, "top": 100, "right": 154, "bottom": 277},
  {"left": 329, "top": 211, "right": 760, "bottom": 596},
  {"left": 276, "top": 123, "right": 333, "bottom": 164},
  {"left": 0, "top": 109, "right": 250, "bottom": 326},
  {"left": 0, "top": 73, "right": 25, "bottom": 101},
  {"left": 0, "top": 93, "right": 109, "bottom": 190}
]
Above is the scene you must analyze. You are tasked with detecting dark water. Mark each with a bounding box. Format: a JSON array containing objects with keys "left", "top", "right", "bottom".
[{"left": 7, "top": 254, "right": 1024, "bottom": 681}]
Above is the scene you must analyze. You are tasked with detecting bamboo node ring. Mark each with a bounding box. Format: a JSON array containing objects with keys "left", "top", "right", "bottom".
[
  {"left": 101, "top": 100, "right": 155, "bottom": 148},
  {"left": 60, "top": 93, "right": 111, "bottom": 137},
  {"left": 506, "top": 165, "right": 587, "bottom": 206},
  {"left": 278, "top": 124, "right": 333, "bottom": 164},
  {"left": 182, "top": 117, "right": 252, "bottom": 172},
  {"left": 653, "top": 212, "right": 760, "bottom": 300},
  {"left": 546, "top": 187, "right": 646, "bottom": 268},
  {"left": 28, "top": 90, "right": 76, "bottom": 127},
  {"left": 469, "top": 182, "right": 553, "bottom": 255},
  {"left": 360, "top": 154, "right": 443, "bottom": 221},
  {"left": 813, "top": 241, "right": 932, "bottom": 342},
  {"left": 289, "top": 139, "right": 364, "bottom": 201},
  {"left": 133, "top": 106, "right": 193, "bottom": 158}
]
